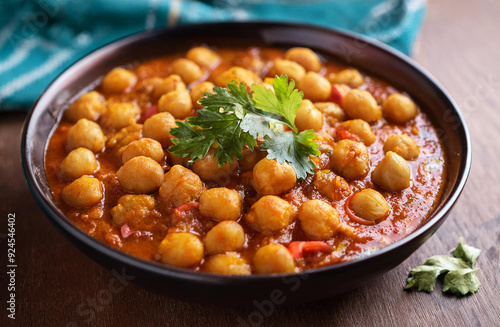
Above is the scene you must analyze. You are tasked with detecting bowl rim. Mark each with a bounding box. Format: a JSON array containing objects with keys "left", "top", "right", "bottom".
[{"left": 21, "top": 21, "right": 471, "bottom": 283}]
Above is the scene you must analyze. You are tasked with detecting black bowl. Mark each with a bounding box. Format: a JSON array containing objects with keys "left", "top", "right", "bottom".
[{"left": 21, "top": 22, "right": 471, "bottom": 306}]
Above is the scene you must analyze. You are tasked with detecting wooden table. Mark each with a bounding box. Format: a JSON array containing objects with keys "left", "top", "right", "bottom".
[{"left": 2, "top": 0, "right": 500, "bottom": 326}]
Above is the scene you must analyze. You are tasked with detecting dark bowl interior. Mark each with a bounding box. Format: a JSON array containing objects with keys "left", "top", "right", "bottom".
[{"left": 21, "top": 22, "right": 471, "bottom": 306}]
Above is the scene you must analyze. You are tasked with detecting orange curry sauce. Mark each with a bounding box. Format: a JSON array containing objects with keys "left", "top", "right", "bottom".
[{"left": 45, "top": 47, "right": 446, "bottom": 272}]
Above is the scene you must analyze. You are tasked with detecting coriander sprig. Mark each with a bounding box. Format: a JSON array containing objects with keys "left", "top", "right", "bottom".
[
  {"left": 168, "top": 75, "right": 320, "bottom": 179},
  {"left": 404, "top": 240, "right": 481, "bottom": 295}
]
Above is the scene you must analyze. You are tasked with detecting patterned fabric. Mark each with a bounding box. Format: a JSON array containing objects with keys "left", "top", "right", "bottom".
[{"left": 0, "top": 0, "right": 426, "bottom": 111}]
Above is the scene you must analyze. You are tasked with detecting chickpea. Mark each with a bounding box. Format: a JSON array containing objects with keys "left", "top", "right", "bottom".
[
  {"left": 101, "top": 102, "right": 140, "bottom": 129},
  {"left": 157, "top": 232, "right": 204, "bottom": 268},
  {"left": 343, "top": 89, "right": 381, "bottom": 123},
  {"left": 329, "top": 69, "right": 364, "bottom": 88},
  {"left": 60, "top": 148, "right": 98, "bottom": 180},
  {"left": 64, "top": 91, "right": 104, "bottom": 122},
  {"left": 158, "top": 90, "right": 192, "bottom": 119},
  {"left": 102, "top": 68, "right": 137, "bottom": 93},
  {"left": 106, "top": 123, "right": 142, "bottom": 151},
  {"left": 152, "top": 74, "right": 186, "bottom": 99},
  {"left": 122, "top": 138, "right": 164, "bottom": 163},
  {"left": 186, "top": 46, "right": 221, "bottom": 68},
  {"left": 159, "top": 165, "right": 203, "bottom": 207},
  {"left": 383, "top": 134, "right": 420, "bottom": 160},
  {"left": 295, "top": 99, "right": 324, "bottom": 131},
  {"left": 136, "top": 77, "right": 162, "bottom": 94},
  {"left": 382, "top": 93, "right": 418, "bottom": 124},
  {"left": 167, "top": 150, "right": 191, "bottom": 167},
  {"left": 269, "top": 59, "right": 305, "bottom": 84},
  {"left": 313, "top": 170, "right": 351, "bottom": 201},
  {"left": 299, "top": 200, "right": 340, "bottom": 240},
  {"left": 232, "top": 55, "right": 264, "bottom": 72},
  {"left": 252, "top": 158, "right": 297, "bottom": 195},
  {"left": 253, "top": 243, "right": 295, "bottom": 274},
  {"left": 245, "top": 195, "right": 296, "bottom": 235},
  {"left": 191, "top": 149, "right": 238, "bottom": 183},
  {"left": 349, "top": 189, "right": 390, "bottom": 222},
  {"left": 216, "top": 66, "right": 262, "bottom": 87},
  {"left": 116, "top": 156, "right": 164, "bottom": 194},
  {"left": 170, "top": 58, "right": 203, "bottom": 84},
  {"left": 143, "top": 112, "right": 177, "bottom": 147},
  {"left": 284, "top": 47, "right": 322, "bottom": 72},
  {"left": 339, "top": 119, "right": 376, "bottom": 145},
  {"left": 239, "top": 147, "right": 267, "bottom": 171},
  {"left": 300, "top": 72, "right": 331, "bottom": 102},
  {"left": 331, "top": 140, "right": 370, "bottom": 180},
  {"left": 67, "top": 119, "right": 105, "bottom": 153},
  {"left": 190, "top": 81, "right": 214, "bottom": 109},
  {"left": 62, "top": 175, "right": 103, "bottom": 208},
  {"left": 205, "top": 221, "right": 245, "bottom": 254},
  {"left": 111, "top": 194, "right": 155, "bottom": 226},
  {"left": 372, "top": 151, "right": 411, "bottom": 191},
  {"left": 199, "top": 188, "right": 243, "bottom": 221},
  {"left": 314, "top": 102, "right": 346, "bottom": 124},
  {"left": 203, "top": 253, "right": 251, "bottom": 275}
]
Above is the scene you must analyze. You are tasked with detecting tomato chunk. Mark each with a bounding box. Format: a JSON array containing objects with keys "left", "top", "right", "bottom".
[
  {"left": 121, "top": 223, "right": 133, "bottom": 238},
  {"left": 336, "top": 128, "right": 361, "bottom": 142},
  {"left": 172, "top": 201, "right": 200, "bottom": 218},
  {"left": 330, "top": 84, "right": 346, "bottom": 105},
  {"left": 287, "top": 241, "right": 332, "bottom": 259},
  {"left": 144, "top": 105, "right": 158, "bottom": 119}
]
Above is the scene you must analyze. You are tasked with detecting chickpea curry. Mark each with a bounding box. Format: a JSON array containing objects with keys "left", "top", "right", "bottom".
[{"left": 45, "top": 46, "right": 446, "bottom": 275}]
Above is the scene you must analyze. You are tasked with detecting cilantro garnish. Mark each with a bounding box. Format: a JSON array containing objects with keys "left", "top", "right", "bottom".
[
  {"left": 168, "top": 75, "right": 320, "bottom": 179},
  {"left": 404, "top": 240, "right": 481, "bottom": 295},
  {"left": 251, "top": 77, "right": 303, "bottom": 132}
]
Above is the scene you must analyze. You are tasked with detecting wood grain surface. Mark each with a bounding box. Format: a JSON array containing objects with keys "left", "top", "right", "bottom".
[{"left": 1, "top": 0, "right": 500, "bottom": 326}]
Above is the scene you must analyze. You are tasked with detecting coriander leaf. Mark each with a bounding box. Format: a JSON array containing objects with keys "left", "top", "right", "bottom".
[
  {"left": 442, "top": 268, "right": 480, "bottom": 295},
  {"left": 240, "top": 112, "right": 282, "bottom": 139},
  {"left": 199, "top": 81, "right": 254, "bottom": 114},
  {"left": 404, "top": 256, "right": 469, "bottom": 292},
  {"left": 170, "top": 109, "right": 253, "bottom": 164},
  {"left": 198, "top": 86, "right": 234, "bottom": 111},
  {"left": 453, "top": 240, "right": 481, "bottom": 267},
  {"left": 169, "top": 77, "right": 320, "bottom": 176},
  {"left": 186, "top": 108, "right": 239, "bottom": 130},
  {"left": 169, "top": 121, "right": 214, "bottom": 160},
  {"left": 190, "top": 109, "right": 253, "bottom": 165},
  {"left": 227, "top": 81, "right": 255, "bottom": 112},
  {"left": 296, "top": 129, "right": 321, "bottom": 157},
  {"left": 211, "top": 118, "right": 256, "bottom": 165},
  {"left": 261, "top": 126, "right": 320, "bottom": 179},
  {"left": 404, "top": 241, "right": 481, "bottom": 296},
  {"left": 424, "top": 255, "right": 471, "bottom": 271},
  {"left": 251, "top": 75, "right": 303, "bottom": 132},
  {"left": 404, "top": 265, "right": 443, "bottom": 292},
  {"left": 170, "top": 81, "right": 257, "bottom": 166}
]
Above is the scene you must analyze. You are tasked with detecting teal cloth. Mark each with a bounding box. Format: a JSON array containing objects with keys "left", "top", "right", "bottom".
[{"left": 0, "top": 0, "right": 426, "bottom": 111}]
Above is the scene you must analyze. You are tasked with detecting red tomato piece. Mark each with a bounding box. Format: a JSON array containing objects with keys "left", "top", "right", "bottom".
[{"left": 287, "top": 241, "right": 332, "bottom": 259}]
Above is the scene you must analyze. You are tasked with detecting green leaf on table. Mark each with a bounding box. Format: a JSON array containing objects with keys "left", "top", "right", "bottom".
[
  {"left": 404, "top": 240, "right": 481, "bottom": 296},
  {"left": 404, "top": 256, "right": 469, "bottom": 292},
  {"left": 442, "top": 268, "right": 481, "bottom": 295},
  {"left": 453, "top": 240, "right": 481, "bottom": 267}
]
